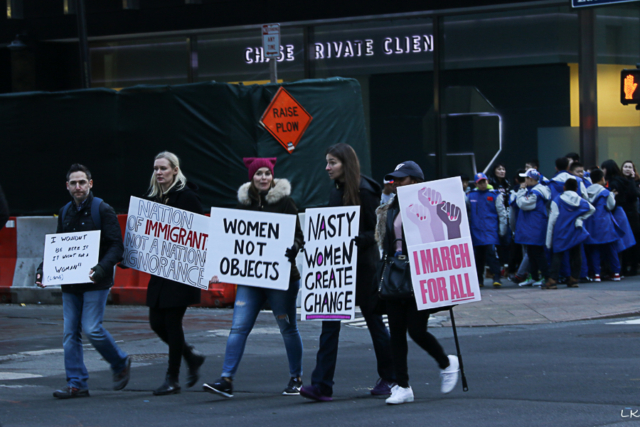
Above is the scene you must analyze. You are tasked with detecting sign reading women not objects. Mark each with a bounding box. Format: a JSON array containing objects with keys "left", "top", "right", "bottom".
[
  {"left": 122, "top": 196, "right": 211, "bottom": 290},
  {"left": 396, "top": 177, "right": 481, "bottom": 311},
  {"left": 209, "top": 208, "right": 296, "bottom": 291},
  {"left": 301, "top": 206, "right": 360, "bottom": 321},
  {"left": 42, "top": 230, "right": 101, "bottom": 286}
]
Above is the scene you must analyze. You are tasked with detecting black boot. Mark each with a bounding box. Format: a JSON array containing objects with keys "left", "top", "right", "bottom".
[
  {"left": 184, "top": 345, "right": 206, "bottom": 388},
  {"left": 153, "top": 373, "right": 181, "bottom": 396}
]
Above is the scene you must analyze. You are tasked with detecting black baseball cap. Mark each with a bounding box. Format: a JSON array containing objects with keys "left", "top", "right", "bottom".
[{"left": 385, "top": 161, "right": 425, "bottom": 181}]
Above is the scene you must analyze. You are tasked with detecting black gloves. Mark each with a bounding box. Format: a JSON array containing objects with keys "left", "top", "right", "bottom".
[
  {"left": 285, "top": 245, "right": 299, "bottom": 263},
  {"left": 353, "top": 236, "right": 365, "bottom": 247},
  {"left": 90, "top": 264, "right": 106, "bottom": 283}
]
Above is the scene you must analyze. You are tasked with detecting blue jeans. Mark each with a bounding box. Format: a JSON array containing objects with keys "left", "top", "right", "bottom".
[
  {"left": 221, "top": 280, "right": 302, "bottom": 379},
  {"left": 310, "top": 304, "right": 395, "bottom": 396},
  {"left": 62, "top": 289, "right": 128, "bottom": 389}
]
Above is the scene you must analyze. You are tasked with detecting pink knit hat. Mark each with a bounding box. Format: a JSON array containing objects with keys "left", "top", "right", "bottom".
[{"left": 243, "top": 157, "right": 277, "bottom": 181}]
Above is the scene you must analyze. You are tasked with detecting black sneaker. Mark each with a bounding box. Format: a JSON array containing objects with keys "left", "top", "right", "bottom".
[
  {"left": 203, "top": 377, "right": 233, "bottom": 398},
  {"left": 282, "top": 377, "right": 302, "bottom": 396}
]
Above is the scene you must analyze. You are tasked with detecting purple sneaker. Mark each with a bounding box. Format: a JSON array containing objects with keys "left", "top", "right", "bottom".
[
  {"left": 371, "top": 378, "right": 396, "bottom": 396},
  {"left": 300, "top": 385, "right": 332, "bottom": 402}
]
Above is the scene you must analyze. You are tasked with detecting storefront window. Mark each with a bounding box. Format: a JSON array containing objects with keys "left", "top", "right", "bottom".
[
  {"left": 595, "top": 4, "right": 640, "bottom": 167},
  {"left": 443, "top": 7, "right": 580, "bottom": 179},
  {"left": 90, "top": 37, "right": 189, "bottom": 88}
]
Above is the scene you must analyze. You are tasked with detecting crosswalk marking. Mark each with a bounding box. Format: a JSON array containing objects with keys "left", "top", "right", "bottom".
[{"left": 607, "top": 318, "right": 640, "bottom": 325}]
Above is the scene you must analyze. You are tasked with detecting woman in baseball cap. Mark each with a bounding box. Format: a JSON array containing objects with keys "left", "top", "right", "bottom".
[{"left": 376, "top": 161, "right": 459, "bottom": 405}]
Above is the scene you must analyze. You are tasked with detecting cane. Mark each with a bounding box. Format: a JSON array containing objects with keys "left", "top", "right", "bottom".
[{"left": 449, "top": 307, "right": 468, "bottom": 391}]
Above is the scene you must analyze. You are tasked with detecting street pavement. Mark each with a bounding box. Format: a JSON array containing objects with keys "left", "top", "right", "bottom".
[{"left": 1, "top": 276, "right": 640, "bottom": 427}]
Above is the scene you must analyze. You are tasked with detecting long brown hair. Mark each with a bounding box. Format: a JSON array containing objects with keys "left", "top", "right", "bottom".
[
  {"left": 622, "top": 160, "right": 640, "bottom": 181},
  {"left": 326, "top": 143, "right": 361, "bottom": 206}
]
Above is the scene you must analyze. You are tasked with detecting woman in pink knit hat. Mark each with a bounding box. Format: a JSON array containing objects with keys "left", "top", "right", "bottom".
[{"left": 204, "top": 157, "right": 305, "bottom": 398}]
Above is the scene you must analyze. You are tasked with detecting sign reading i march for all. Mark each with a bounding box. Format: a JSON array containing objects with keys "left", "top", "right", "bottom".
[
  {"left": 42, "top": 230, "right": 101, "bottom": 286},
  {"left": 122, "top": 196, "right": 211, "bottom": 290},
  {"left": 396, "top": 177, "right": 481, "bottom": 311},
  {"left": 301, "top": 206, "right": 360, "bottom": 321},
  {"left": 208, "top": 208, "right": 296, "bottom": 291}
]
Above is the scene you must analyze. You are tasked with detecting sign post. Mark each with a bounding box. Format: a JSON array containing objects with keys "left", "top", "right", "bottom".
[{"left": 262, "top": 23, "right": 280, "bottom": 83}]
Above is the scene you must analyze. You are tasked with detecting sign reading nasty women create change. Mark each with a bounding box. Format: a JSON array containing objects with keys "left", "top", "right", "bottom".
[
  {"left": 301, "top": 206, "right": 360, "bottom": 321},
  {"left": 396, "top": 177, "right": 481, "bottom": 311},
  {"left": 209, "top": 208, "right": 296, "bottom": 291},
  {"left": 42, "top": 230, "right": 101, "bottom": 286},
  {"left": 122, "top": 197, "right": 210, "bottom": 290}
]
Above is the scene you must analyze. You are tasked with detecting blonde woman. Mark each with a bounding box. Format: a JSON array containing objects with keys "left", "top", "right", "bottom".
[{"left": 145, "top": 152, "right": 206, "bottom": 395}]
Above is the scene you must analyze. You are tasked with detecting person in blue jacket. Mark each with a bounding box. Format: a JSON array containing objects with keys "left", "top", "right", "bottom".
[
  {"left": 466, "top": 172, "right": 507, "bottom": 287},
  {"left": 545, "top": 178, "right": 595, "bottom": 289},
  {"left": 514, "top": 169, "right": 551, "bottom": 286},
  {"left": 548, "top": 157, "right": 587, "bottom": 201},
  {"left": 584, "top": 169, "right": 621, "bottom": 282}
]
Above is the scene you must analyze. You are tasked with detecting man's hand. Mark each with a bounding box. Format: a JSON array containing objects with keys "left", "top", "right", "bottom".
[
  {"left": 35, "top": 267, "right": 45, "bottom": 288},
  {"left": 436, "top": 201, "right": 462, "bottom": 239},
  {"left": 625, "top": 74, "right": 638, "bottom": 100},
  {"left": 89, "top": 265, "right": 106, "bottom": 283}
]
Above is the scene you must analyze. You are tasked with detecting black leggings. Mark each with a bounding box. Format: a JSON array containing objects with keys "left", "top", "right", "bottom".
[
  {"left": 149, "top": 306, "right": 190, "bottom": 377},
  {"left": 386, "top": 298, "right": 449, "bottom": 388}
]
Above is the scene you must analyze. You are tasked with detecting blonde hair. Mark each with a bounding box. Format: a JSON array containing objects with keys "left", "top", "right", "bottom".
[{"left": 147, "top": 151, "right": 187, "bottom": 198}]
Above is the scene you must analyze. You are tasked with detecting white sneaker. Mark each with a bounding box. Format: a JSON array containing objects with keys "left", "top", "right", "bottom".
[
  {"left": 385, "top": 385, "right": 414, "bottom": 405},
  {"left": 519, "top": 276, "right": 535, "bottom": 286},
  {"left": 440, "top": 355, "right": 460, "bottom": 394},
  {"left": 532, "top": 279, "right": 545, "bottom": 287}
]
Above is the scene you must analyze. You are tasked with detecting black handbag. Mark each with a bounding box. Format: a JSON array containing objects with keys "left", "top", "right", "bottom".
[{"left": 376, "top": 246, "right": 414, "bottom": 300}]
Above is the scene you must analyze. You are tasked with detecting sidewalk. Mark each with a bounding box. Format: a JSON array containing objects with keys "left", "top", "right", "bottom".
[{"left": 437, "top": 275, "right": 640, "bottom": 327}]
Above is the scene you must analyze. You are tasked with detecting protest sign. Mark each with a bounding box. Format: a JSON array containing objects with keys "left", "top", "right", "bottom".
[
  {"left": 122, "top": 196, "right": 210, "bottom": 290},
  {"left": 208, "top": 207, "right": 296, "bottom": 290},
  {"left": 396, "top": 177, "right": 481, "bottom": 311},
  {"left": 301, "top": 206, "right": 360, "bottom": 321},
  {"left": 42, "top": 230, "right": 100, "bottom": 286}
]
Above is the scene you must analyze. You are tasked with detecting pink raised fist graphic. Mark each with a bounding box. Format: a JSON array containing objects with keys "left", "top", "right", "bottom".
[
  {"left": 417, "top": 187, "right": 445, "bottom": 242},
  {"left": 407, "top": 203, "right": 435, "bottom": 243}
]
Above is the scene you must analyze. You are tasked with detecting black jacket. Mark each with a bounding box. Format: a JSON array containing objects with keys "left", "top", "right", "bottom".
[
  {"left": 329, "top": 175, "right": 381, "bottom": 308},
  {"left": 608, "top": 175, "right": 640, "bottom": 232},
  {"left": 145, "top": 182, "right": 203, "bottom": 308},
  {"left": 0, "top": 185, "right": 9, "bottom": 230},
  {"left": 236, "top": 179, "right": 304, "bottom": 282},
  {"left": 55, "top": 192, "right": 124, "bottom": 293}
]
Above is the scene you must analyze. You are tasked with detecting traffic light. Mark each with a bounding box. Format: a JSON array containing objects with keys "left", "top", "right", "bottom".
[{"left": 621, "top": 69, "right": 640, "bottom": 105}]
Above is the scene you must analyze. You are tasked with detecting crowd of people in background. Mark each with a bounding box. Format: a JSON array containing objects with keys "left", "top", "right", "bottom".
[{"left": 450, "top": 154, "right": 640, "bottom": 289}]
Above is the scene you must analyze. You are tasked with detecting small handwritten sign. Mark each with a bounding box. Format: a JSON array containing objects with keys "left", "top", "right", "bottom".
[{"left": 42, "top": 230, "right": 101, "bottom": 286}]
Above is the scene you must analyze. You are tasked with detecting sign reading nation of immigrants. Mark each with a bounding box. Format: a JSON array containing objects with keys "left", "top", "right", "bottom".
[
  {"left": 396, "top": 177, "right": 481, "bottom": 311},
  {"left": 42, "top": 230, "right": 101, "bottom": 286},
  {"left": 301, "top": 206, "right": 360, "bottom": 321},
  {"left": 122, "top": 196, "right": 210, "bottom": 290},
  {"left": 209, "top": 207, "right": 296, "bottom": 291}
]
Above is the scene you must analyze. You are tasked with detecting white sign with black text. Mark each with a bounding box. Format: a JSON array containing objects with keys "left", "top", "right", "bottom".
[{"left": 42, "top": 230, "right": 101, "bottom": 286}]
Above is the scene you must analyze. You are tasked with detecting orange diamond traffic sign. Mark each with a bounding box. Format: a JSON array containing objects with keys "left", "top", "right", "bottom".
[{"left": 260, "top": 87, "right": 313, "bottom": 153}]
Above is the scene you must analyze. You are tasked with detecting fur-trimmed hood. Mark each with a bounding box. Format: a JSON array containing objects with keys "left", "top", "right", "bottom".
[
  {"left": 375, "top": 202, "right": 392, "bottom": 248},
  {"left": 237, "top": 178, "right": 291, "bottom": 206}
]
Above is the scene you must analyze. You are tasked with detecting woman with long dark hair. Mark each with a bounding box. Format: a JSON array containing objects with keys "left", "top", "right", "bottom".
[
  {"left": 145, "top": 151, "right": 206, "bottom": 395},
  {"left": 602, "top": 159, "right": 640, "bottom": 276},
  {"left": 300, "top": 143, "right": 395, "bottom": 401},
  {"left": 203, "top": 157, "right": 304, "bottom": 398},
  {"left": 375, "top": 161, "right": 459, "bottom": 405}
]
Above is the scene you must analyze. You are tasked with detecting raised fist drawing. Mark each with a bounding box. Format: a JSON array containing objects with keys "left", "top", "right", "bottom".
[
  {"left": 406, "top": 203, "right": 435, "bottom": 243},
  {"left": 625, "top": 74, "right": 638, "bottom": 100},
  {"left": 437, "top": 201, "right": 462, "bottom": 239},
  {"left": 417, "top": 187, "right": 445, "bottom": 242}
]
